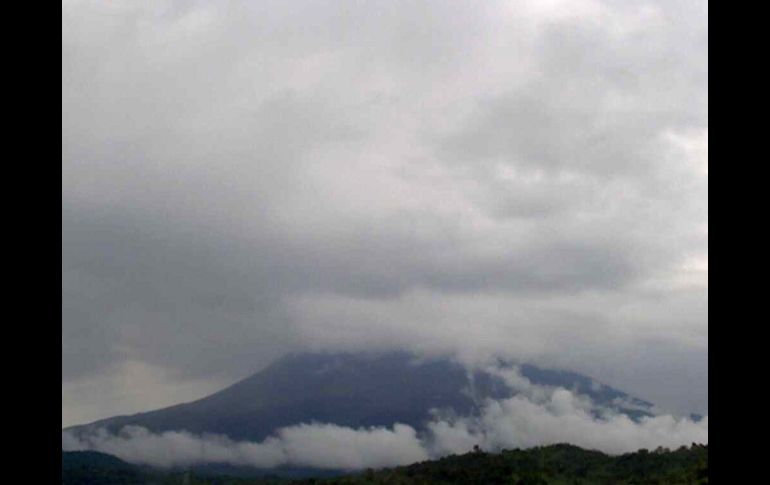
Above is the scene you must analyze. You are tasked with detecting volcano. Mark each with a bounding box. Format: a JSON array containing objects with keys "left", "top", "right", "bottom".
[{"left": 65, "top": 351, "right": 654, "bottom": 442}]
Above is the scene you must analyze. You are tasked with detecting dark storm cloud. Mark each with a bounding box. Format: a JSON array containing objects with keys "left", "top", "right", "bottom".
[{"left": 63, "top": 0, "right": 707, "bottom": 425}]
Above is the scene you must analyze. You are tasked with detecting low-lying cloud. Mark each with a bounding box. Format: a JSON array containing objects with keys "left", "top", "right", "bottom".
[
  {"left": 63, "top": 366, "right": 707, "bottom": 469},
  {"left": 62, "top": 423, "right": 428, "bottom": 470},
  {"left": 428, "top": 392, "right": 707, "bottom": 457}
]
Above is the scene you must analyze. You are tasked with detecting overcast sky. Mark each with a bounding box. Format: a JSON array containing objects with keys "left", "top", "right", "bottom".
[{"left": 62, "top": 0, "right": 707, "bottom": 428}]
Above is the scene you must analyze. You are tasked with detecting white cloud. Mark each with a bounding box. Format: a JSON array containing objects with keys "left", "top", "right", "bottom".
[
  {"left": 63, "top": 423, "right": 428, "bottom": 470},
  {"left": 429, "top": 391, "right": 707, "bottom": 456}
]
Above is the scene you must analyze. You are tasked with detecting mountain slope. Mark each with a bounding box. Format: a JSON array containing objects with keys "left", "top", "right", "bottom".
[{"left": 66, "top": 352, "right": 653, "bottom": 442}]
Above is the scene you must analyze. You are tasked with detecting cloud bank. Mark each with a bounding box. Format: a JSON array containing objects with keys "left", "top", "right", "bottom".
[
  {"left": 62, "top": 423, "right": 428, "bottom": 470},
  {"left": 63, "top": 367, "right": 707, "bottom": 469}
]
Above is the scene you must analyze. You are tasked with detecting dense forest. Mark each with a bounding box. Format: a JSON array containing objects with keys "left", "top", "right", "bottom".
[{"left": 63, "top": 443, "right": 707, "bottom": 484}]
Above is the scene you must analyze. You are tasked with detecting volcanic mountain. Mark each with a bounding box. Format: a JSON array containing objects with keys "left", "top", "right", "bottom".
[{"left": 65, "top": 351, "right": 654, "bottom": 442}]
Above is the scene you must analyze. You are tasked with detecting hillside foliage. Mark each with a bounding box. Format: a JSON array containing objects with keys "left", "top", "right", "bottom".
[{"left": 62, "top": 443, "right": 708, "bottom": 485}]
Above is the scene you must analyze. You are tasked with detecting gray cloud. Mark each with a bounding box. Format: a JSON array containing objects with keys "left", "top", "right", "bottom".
[{"left": 62, "top": 0, "right": 707, "bottom": 425}]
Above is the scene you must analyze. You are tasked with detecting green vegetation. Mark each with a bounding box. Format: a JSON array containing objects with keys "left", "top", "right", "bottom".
[
  {"left": 63, "top": 443, "right": 708, "bottom": 484},
  {"left": 61, "top": 451, "right": 148, "bottom": 485}
]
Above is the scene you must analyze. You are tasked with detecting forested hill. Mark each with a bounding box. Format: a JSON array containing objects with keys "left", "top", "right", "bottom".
[
  {"left": 320, "top": 443, "right": 709, "bottom": 485},
  {"left": 62, "top": 443, "right": 708, "bottom": 484}
]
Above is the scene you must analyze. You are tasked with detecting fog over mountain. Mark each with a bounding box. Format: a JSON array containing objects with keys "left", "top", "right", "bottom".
[
  {"left": 62, "top": 352, "right": 706, "bottom": 470},
  {"left": 62, "top": 0, "right": 707, "bottom": 438}
]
